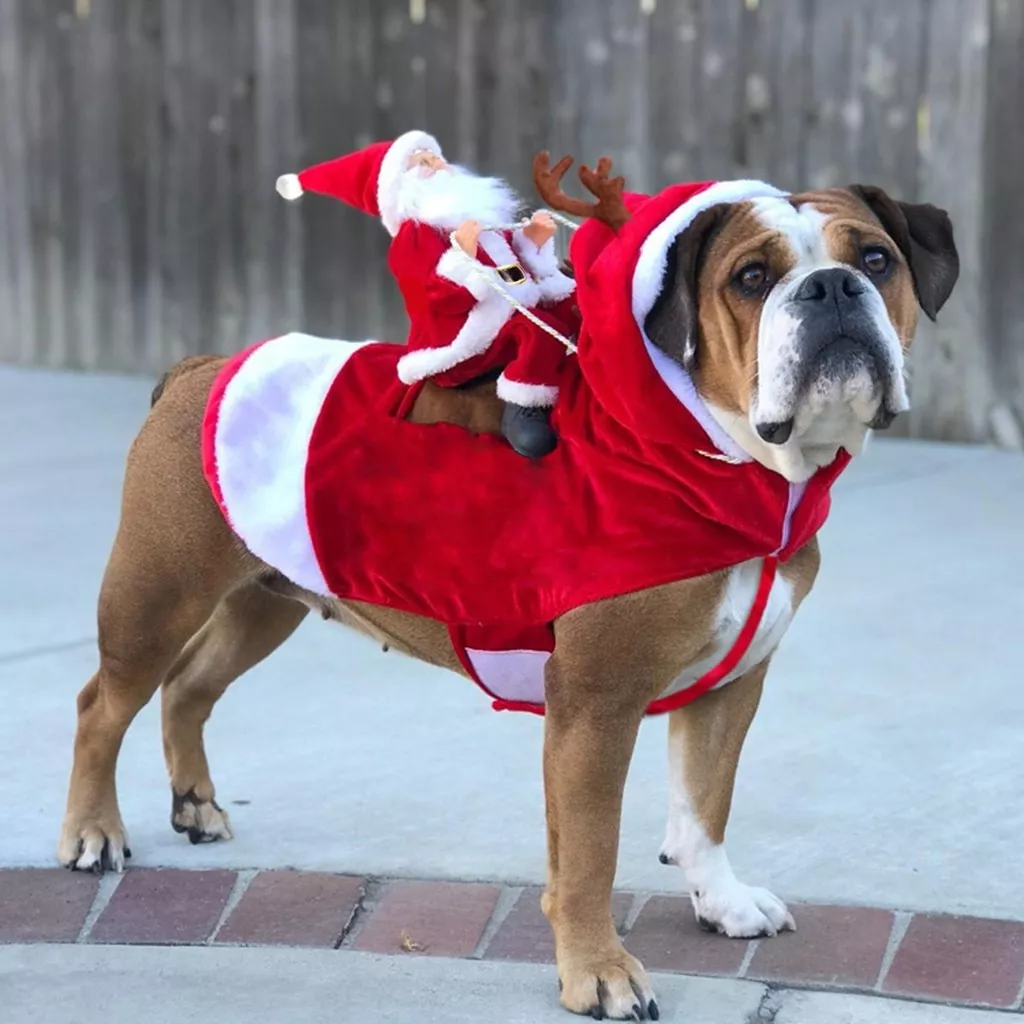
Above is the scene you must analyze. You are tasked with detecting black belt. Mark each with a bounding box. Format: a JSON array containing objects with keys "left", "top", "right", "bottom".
[{"left": 495, "top": 262, "right": 528, "bottom": 285}]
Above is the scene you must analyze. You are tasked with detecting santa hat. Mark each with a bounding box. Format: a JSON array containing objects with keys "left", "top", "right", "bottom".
[
  {"left": 569, "top": 179, "right": 790, "bottom": 455},
  {"left": 275, "top": 129, "right": 443, "bottom": 236}
]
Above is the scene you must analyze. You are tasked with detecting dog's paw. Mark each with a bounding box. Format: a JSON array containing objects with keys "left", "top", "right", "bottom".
[
  {"left": 58, "top": 818, "right": 131, "bottom": 874},
  {"left": 559, "top": 947, "right": 659, "bottom": 1021},
  {"left": 691, "top": 882, "right": 795, "bottom": 939},
  {"left": 171, "top": 788, "right": 233, "bottom": 844}
]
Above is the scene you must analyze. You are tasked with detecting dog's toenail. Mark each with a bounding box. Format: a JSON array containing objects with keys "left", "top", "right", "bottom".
[{"left": 647, "top": 999, "right": 660, "bottom": 1020}]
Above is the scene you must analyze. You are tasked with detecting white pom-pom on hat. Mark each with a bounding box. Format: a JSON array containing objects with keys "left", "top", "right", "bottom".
[{"left": 276, "top": 173, "right": 304, "bottom": 200}]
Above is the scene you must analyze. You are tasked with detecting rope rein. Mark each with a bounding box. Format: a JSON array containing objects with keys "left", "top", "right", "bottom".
[{"left": 446, "top": 211, "right": 580, "bottom": 354}]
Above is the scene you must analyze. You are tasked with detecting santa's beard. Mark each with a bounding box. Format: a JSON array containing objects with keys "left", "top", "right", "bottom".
[{"left": 391, "top": 165, "right": 521, "bottom": 231}]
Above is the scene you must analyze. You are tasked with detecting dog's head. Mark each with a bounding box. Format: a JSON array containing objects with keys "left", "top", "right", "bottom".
[{"left": 643, "top": 185, "right": 959, "bottom": 477}]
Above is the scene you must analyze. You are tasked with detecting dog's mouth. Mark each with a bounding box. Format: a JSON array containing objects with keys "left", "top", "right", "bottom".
[{"left": 755, "top": 333, "right": 904, "bottom": 446}]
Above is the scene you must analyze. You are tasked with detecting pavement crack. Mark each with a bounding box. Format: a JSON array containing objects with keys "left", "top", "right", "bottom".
[
  {"left": 336, "top": 877, "right": 380, "bottom": 949},
  {"left": 746, "top": 986, "right": 785, "bottom": 1024}
]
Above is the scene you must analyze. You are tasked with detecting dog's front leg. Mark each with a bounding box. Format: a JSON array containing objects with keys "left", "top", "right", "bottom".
[
  {"left": 660, "top": 659, "right": 795, "bottom": 938},
  {"left": 542, "top": 656, "right": 659, "bottom": 1021}
]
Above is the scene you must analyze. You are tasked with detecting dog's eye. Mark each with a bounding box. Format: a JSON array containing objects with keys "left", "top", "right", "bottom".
[
  {"left": 861, "top": 246, "right": 892, "bottom": 276},
  {"left": 734, "top": 262, "right": 769, "bottom": 297}
]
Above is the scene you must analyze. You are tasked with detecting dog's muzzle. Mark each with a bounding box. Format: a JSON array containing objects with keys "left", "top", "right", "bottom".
[{"left": 755, "top": 267, "right": 903, "bottom": 445}]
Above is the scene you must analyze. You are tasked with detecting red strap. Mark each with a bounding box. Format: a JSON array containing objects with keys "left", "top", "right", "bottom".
[
  {"left": 455, "top": 557, "right": 779, "bottom": 718},
  {"left": 644, "top": 556, "right": 779, "bottom": 716}
]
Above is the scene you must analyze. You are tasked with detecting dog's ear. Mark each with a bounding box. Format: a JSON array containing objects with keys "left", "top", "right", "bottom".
[
  {"left": 643, "top": 205, "right": 728, "bottom": 371},
  {"left": 849, "top": 184, "right": 959, "bottom": 321}
]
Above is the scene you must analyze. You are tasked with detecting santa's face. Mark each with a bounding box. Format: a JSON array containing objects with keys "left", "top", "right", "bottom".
[
  {"left": 407, "top": 149, "right": 449, "bottom": 177},
  {"left": 393, "top": 153, "right": 521, "bottom": 231}
]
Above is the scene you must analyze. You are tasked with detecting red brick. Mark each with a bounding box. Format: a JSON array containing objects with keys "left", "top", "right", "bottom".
[
  {"left": 216, "top": 872, "right": 364, "bottom": 947},
  {"left": 352, "top": 880, "right": 500, "bottom": 957},
  {"left": 747, "top": 904, "right": 894, "bottom": 988},
  {"left": 624, "top": 895, "right": 749, "bottom": 976},
  {"left": 0, "top": 869, "right": 99, "bottom": 943},
  {"left": 484, "top": 887, "right": 633, "bottom": 963},
  {"left": 90, "top": 869, "right": 236, "bottom": 945},
  {"left": 883, "top": 913, "right": 1024, "bottom": 1008}
]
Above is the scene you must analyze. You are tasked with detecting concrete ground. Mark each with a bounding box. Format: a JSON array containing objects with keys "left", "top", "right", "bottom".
[
  {"left": 2, "top": 364, "right": 1023, "bottom": 1022},
  {"left": 1, "top": 944, "right": 1014, "bottom": 1024}
]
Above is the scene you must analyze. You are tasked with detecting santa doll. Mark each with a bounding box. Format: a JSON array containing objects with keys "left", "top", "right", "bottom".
[{"left": 276, "top": 130, "right": 579, "bottom": 458}]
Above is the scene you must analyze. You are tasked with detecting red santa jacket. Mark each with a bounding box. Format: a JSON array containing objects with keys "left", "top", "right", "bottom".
[
  {"left": 390, "top": 220, "right": 577, "bottom": 386},
  {"left": 203, "top": 179, "right": 851, "bottom": 716}
]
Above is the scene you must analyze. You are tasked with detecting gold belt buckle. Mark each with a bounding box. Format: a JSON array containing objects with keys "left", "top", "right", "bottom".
[{"left": 495, "top": 262, "right": 527, "bottom": 285}]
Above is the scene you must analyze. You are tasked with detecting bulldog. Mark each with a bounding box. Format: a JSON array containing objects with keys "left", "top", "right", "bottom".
[{"left": 58, "top": 153, "right": 957, "bottom": 1020}]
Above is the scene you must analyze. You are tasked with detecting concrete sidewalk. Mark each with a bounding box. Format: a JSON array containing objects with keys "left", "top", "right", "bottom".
[
  {"left": 2, "top": 364, "right": 1023, "bottom": 918},
  {"left": 1, "top": 944, "right": 1012, "bottom": 1024}
]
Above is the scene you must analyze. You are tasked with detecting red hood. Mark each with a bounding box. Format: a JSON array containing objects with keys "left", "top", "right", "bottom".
[{"left": 569, "top": 180, "right": 789, "bottom": 454}]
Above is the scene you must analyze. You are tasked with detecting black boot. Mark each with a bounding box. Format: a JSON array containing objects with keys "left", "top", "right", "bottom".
[{"left": 501, "top": 403, "right": 557, "bottom": 459}]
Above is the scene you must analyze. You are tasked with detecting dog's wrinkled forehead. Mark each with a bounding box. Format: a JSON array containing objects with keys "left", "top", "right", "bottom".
[{"left": 708, "top": 189, "right": 897, "bottom": 283}]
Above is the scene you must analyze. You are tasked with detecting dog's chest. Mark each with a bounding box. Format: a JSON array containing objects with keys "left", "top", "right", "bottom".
[{"left": 661, "top": 560, "right": 796, "bottom": 699}]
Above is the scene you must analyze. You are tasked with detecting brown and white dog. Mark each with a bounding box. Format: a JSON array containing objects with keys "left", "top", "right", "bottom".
[{"left": 58, "top": 171, "right": 957, "bottom": 1019}]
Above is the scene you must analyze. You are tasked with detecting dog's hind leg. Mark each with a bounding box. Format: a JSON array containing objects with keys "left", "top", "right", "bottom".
[
  {"left": 57, "top": 542, "right": 236, "bottom": 872},
  {"left": 659, "top": 658, "right": 796, "bottom": 938},
  {"left": 58, "top": 364, "right": 249, "bottom": 872},
  {"left": 161, "top": 580, "right": 308, "bottom": 844}
]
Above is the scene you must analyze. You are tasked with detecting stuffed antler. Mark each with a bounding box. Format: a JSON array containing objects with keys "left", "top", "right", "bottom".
[{"left": 532, "top": 151, "right": 631, "bottom": 231}]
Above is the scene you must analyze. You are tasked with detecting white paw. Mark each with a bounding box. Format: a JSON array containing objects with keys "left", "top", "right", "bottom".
[{"left": 690, "top": 882, "right": 795, "bottom": 938}]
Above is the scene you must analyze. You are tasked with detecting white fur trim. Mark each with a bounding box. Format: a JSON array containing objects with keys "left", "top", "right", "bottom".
[
  {"left": 213, "top": 333, "right": 369, "bottom": 595},
  {"left": 378, "top": 130, "right": 442, "bottom": 236},
  {"left": 276, "top": 173, "right": 303, "bottom": 200},
  {"left": 432, "top": 245, "right": 502, "bottom": 300},
  {"left": 496, "top": 373, "right": 559, "bottom": 408},
  {"left": 396, "top": 247, "right": 514, "bottom": 384},
  {"left": 632, "top": 180, "right": 790, "bottom": 461},
  {"left": 512, "top": 228, "right": 576, "bottom": 304}
]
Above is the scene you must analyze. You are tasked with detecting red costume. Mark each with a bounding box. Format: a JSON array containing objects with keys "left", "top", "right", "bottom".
[
  {"left": 206, "top": 177, "right": 851, "bottom": 716},
  {"left": 277, "top": 130, "right": 577, "bottom": 409}
]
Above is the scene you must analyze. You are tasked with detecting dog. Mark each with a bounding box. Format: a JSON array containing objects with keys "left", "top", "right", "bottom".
[{"left": 58, "top": 157, "right": 957, "bottom": 1020}]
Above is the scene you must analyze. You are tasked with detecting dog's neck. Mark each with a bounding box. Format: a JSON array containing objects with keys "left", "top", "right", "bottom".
[{"left": 707, "top": 403, "right": 870, "bottom": 483}]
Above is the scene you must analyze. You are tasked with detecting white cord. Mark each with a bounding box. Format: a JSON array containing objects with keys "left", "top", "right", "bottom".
[{"left": 446, "top": 211, "right": 580, "bottom": 354}]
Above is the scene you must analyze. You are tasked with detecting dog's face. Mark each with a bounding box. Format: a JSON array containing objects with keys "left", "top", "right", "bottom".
[{"left": 645, "top": 185, "right": 959, "bottom": 477}]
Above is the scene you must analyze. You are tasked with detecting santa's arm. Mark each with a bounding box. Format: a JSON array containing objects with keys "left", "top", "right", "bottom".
[
  {"left": 511, "top": 227, "right": 576, "bottom": 305},
  {"left": 390, "top": 221, "right": 488, "bottom": 317}
]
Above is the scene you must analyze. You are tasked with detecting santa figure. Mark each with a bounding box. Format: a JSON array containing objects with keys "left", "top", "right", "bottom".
[{"left": 276, "top": 130, "right": 579, "bottom": 458}]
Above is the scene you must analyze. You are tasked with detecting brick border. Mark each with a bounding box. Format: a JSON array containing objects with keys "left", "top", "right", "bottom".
[{"left": 2, "top": 868, "right": 1023, "bottom": 1011}]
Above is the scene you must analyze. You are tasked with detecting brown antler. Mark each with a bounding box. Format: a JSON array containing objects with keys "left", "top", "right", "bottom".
[{"left": 532, "top": 151, "right": 631, "bottom": 231}]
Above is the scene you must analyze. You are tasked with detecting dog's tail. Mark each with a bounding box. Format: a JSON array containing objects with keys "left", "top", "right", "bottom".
[{"left": 150, "top": 355, "right": 221, "bottom": 407}]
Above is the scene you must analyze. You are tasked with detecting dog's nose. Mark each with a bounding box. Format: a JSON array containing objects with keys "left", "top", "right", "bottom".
[
  {"left": 795, "top": 268, "right": 866, "bottom": 304},
  {"left": 755, "top": 418, "right": 794, "bottom": 445}
]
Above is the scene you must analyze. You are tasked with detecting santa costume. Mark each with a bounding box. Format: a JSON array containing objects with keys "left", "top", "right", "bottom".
[
  {"left": 203, "top": 170, "right": 853, "bottom": 717},
  {"left": 276, "top": 130, "right": 578, "bottom": 458}
]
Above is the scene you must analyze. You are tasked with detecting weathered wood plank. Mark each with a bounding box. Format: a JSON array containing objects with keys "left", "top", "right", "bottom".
[
  {"left": 646, "top": 0, "right": 703, "bottom": 186},
  {"left": 910, "top": 0, "right": 991, "bottom": 442},
  {"left": 251, "top": 0, "right": 302, "bottom": 343},
  {"left": 804, "top": 0, "right": 864, "bottom": 190},
  {"left": 739, "top": 0, "right": 812, "bottom": 189},
  {"left": 120, "top": 0, "right": 166, "bottom": 372},
  {"left": 984, "top": 0, "right": 1024, "bottom": 445}
]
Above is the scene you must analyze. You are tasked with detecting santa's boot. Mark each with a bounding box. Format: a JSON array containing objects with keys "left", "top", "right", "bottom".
[{"left": 501, "top": 403, "right": 557, "bottom": 459}]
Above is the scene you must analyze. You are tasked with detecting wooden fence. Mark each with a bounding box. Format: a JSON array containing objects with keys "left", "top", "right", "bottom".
[{"left": 1, "top": 0, "right": 1021, "bottom": 444}]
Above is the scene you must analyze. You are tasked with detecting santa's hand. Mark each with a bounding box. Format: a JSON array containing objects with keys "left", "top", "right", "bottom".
[
  {"left": 522, "top": 210, "right": 557, "bottom": 250},
  {"left": 454, "top": 219, "right": 482, "bottom": 257}
]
